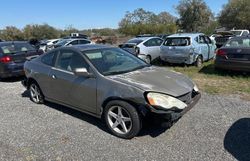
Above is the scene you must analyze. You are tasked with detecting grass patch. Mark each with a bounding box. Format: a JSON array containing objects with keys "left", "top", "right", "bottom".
[{"left": 161, "top": 61, "right": 250, "bottom": 100}]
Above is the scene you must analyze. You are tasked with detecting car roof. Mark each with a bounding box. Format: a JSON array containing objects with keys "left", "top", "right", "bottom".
[
  {"left": 69, "top": 44, "right": 114, "bottom": 52},
  {"left": 168, "top": 33, "right": 204, "bottom": 38},
  {"left": 129, "top": 36, "right": 161, "bottom": 41}
]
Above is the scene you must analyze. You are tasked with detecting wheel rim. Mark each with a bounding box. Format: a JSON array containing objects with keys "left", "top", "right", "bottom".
[
  {"left": 107, "top": 106, "right": 132, "bottom": 135},
  {"left": 30, "top": 84, "right": 42, "bottom": 103}
]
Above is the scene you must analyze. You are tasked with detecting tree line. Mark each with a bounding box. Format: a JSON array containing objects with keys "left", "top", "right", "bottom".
[{"left": 1, "top": 0, "right": 250, "bottom": 41}]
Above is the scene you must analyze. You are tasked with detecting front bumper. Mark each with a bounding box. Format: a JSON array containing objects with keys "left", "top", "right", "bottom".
[{"left": 146, "top": 92, "right": 201, "bottom": 122}]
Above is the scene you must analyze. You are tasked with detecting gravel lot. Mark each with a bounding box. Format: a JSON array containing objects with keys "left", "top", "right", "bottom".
[{"left": 0, "top": 78, "right": 249, "bottom": 161}]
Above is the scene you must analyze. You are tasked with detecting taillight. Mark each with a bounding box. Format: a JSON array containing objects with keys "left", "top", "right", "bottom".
[
  {"left": 216, "top": 49, "right": 227, "bottom": 56},
  {"left": 0, "top": 56, "right": 12, "bottom": 63}
]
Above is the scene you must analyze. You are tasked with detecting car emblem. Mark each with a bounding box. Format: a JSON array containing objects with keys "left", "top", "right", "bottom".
[{"left": 237, "top": 49, "right": 242, "bottom": 53}]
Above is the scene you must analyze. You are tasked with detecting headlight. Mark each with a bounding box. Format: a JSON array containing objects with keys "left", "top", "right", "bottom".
[
  {"left": 147, "top": 92, "right": 187, "bottom": 110},
  {"left": 193, "top": 84, "right": 199, "bottom": 92}
]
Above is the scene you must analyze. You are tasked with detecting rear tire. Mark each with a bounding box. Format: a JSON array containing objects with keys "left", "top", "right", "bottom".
[
  {"left": 104, "top": 100, "right": 141, "bottom": 139},
  {"left": 195, "top": 56, "right": 203, "bottom": 67},
  {"left": 29, "top": 82, "right": 44, "bottom": 104},
  {"left": 145, "top": 55, "right": 151, "bottom": 64}
]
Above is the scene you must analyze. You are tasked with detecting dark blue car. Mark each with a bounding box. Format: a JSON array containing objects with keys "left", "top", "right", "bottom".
[{"left": 0, "top": 41, "right": 43, "bottom": 79}]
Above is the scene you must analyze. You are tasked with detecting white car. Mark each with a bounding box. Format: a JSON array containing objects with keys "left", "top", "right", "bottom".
[
  {"left": 40, "top": 39, "right": 60, "bottom": 52},
  {"left": 48, "top": 38, "right": 92, "bottom": 51},
  {"left": 119, "top": 37, "right": 163, "bottom": 63}
]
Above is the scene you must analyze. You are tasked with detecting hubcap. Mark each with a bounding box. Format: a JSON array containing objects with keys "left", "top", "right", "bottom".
[
  {"left": 30, "top": 84, "right": 41, "bottom": 103},
  {"left": 107, "top": 106, "right": 132, "bottom": 135},
  {"left": 146, "top": 56, "right": 151, "bottom": 64}
]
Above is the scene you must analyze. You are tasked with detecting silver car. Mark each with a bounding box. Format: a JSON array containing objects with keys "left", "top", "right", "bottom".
[
  {"left": 22, "top": 44, "right": 201, "bottom": 139},
  {"left": 160, "top": 33, "right": 216, "bottom": 66},
  {"left": 120, "top": 37, "right": 163, "bottom": 63}
]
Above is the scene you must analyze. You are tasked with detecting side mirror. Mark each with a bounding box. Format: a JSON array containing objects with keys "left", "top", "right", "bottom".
[{"left": 74, "top": 68, "right": 93, "bottom": 78}]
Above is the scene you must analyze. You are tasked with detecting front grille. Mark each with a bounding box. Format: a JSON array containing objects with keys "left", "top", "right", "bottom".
[{"left": 178, "top": 90, "right": 198, "bottom": 104}]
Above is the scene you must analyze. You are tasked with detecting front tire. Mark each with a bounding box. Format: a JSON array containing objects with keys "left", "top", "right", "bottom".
[
  {"left": 104, "top": 100, "right": 141, "bottom": 139},
  {"left": 29, "top": 82, "right": 44, "bottom": 104},
  {"left": 145, "top": 55, "right": 151, "bottom": 64}
]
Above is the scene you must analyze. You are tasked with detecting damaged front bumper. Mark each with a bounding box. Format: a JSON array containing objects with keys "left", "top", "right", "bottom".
[{"left": 146, "top": 92, "right": 201, "bottom": 122}]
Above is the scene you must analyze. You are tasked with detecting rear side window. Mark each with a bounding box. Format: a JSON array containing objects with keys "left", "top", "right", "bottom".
[
  {"left": 164, "top": 37, "right": 190, "bottom": 46},
  {"left": 144, "top": 38, "right": 163, "bottom": 47},
  {"left": 79, "top": 40, "right": 90, "bottom": 44},
  {"left": 41, "top": 52, "right": 56, "bottom": 66}
]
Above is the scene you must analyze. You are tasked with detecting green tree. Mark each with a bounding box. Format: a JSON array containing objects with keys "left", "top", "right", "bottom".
[
  {"left": 218, "top": 0, "right": 250, "bottom": 30},
  {"left": 23, "top": 24, "right": 59, "bottom": 40},
  {"left": 119, "top": 8, "right": 178, "bottom": 36},
  {"left": 176, "top": 0, "right": 213, "bottom": 32},
  {"left": 0, "top": 26, "right": 24, "bottom": 41}
]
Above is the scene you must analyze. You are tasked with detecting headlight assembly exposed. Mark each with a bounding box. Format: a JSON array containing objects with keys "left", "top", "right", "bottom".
[
  {"left": 147, "top": 92, "right": 187, "bottom": 110},
  {"left": 193, "top": 84, "right": 199, "bottom": 92}
]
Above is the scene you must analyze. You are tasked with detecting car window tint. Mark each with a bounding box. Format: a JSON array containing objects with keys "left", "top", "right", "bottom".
[
  {"left": 225, "top": 38, "right": 250, "bottom": 47},
  {"left": 204, "top": 36, "right": 212, "bottom": 44},
  {"left": 69, "top": 40, "right": 78, "bottom": 45},
  {"left": 164, "top": 37, "right": 190, "bottom": 46},
  {"left": 144, "top": 38, "right": 162, "bottom": 47},
  {"left": 79, "top": 40, "right": 90, "bottom": 44},
  {"left": 0, "top": 44, "right": 15, "bottom": 54},
  {"left": 41, "top": 52, "right": 56, "bottom": 66},
  {"left": 242, "top": 31, "right": 249, "bottom": 36},
  {"left": 199, "top": 36, "right": 207, "bottom": 44},
  {"left": 56, "top": 50, "right": 89, "bottom": 72},
  {"left": 0, "top": 43, "right": 35, "bottom": 54},
  {"left": 15, "top": 43, "right": 35, "bottom": 52}
]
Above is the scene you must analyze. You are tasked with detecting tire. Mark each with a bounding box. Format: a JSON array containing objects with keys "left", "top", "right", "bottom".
[
  {"left": 104, "top": 100, "right": 141, "bottom": 139},
  {"left": 29, "top": 82, "right": 44, "bottom": 104},
  {"left": 135, "top": 47, "right": 140, "bottom": 56},
  {"left": 195, "top": 56, "right": 203, "bottom": 67},
  {"left": 145, "top": 55, "right": 151, "bottom": 64}
]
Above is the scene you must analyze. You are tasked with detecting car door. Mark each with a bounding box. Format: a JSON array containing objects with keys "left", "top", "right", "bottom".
[
  {"left": 143, "top": 38, "right": 163, "bottom": 60},
  {"left": 198, "top": 35, "right": 209, "bottom": 61},
  {"left": 204, "top": 36, "right": 215, "bottom": 59},
  {"left": 49, "top": 49, "right": 97, "bottom": 113}
]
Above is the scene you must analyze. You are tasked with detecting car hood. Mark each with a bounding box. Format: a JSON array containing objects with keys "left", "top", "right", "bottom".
[{"left": 108, "top": 66, "right": 194, "bottom": 97}]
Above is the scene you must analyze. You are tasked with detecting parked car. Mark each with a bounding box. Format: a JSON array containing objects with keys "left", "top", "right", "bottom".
[
  {"left": 47, "top": 38, "right": 91, "bottom": 51},
  {"left": 160, "top": 33, "right": 216, "bottom": 67},
  {"left": 119, "top": 37, "right": 164, "bottom": 63},
  {"left": 22, "top": 44, "right": 201, "bottom": 139},
  {"left": 215, "top": 29, "right": 249, "bottom": 48},
  {"left": 215, "top": 36, "right": 250, "bottom": 72},
  {"left": 0, "top": 41, "right": 43, "bottom": 79},
  {"left": 39, "top": 39, "right": 60, "bottom": 52}
]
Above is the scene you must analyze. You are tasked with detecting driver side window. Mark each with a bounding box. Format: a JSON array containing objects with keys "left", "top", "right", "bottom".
[{"left": 56, "top": 50, "right": 89, "bottom": 72}]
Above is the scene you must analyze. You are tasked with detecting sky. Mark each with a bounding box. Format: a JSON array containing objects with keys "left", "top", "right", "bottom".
[{"left": 0, "top": 0, "right": 228, "bottom": 30}]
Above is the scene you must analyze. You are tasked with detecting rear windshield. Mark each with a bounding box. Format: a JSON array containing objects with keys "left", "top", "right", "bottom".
[
  {"left": 0, "top": 43, "right": 35, "bottom": 54},
  {"left": 164, "top": 37, "right": 191, "bottom": 46},
  {"left": 225, "top": 38, "right": 250, "bottom": 47},
  {"left": 127, "top": 39, "right": 143, "bottom": 45}
]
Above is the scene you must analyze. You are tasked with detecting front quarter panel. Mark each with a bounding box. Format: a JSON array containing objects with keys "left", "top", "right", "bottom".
[{"left": 96, "top": 76, "right": 147, "bottom": 116}]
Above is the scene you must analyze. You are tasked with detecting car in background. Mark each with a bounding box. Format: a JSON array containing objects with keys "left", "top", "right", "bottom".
[
  {"left": 39, "top": 39, "right": 60, "bottom": 52},
  {"left": 22, "top": 44, "right": 200, "bottom": 139},
  {"left": 47, "top": 38, "right": 92, "bottom": 51},
  {"left": 215, "top": 36, "right": 250, "bottom": 72},
  {"left": 119, "top": 37, "right": 163, "bottom": 63},
  {"left": 0, "top": 41, "right": 43, "bottom": 79},
  {"left": 160, "top": 33, "right": 216, "bottom": 67},
  {"left": 215, "top": 29, "right": 249, "bottom": 48}
]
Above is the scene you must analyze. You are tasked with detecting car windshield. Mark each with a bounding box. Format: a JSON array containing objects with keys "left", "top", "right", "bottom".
[
  {"left": 0, "top": 43, "right": 35, "bottom": 54},
  {"left": 231, "top": 31, "right": 242, "bottom": 36},
  {"left": 225, "top": 38, "right": 250, "bottom": 47},
  {"left": 164, "top": 37, "right": 190, "bottom": 46},
  {"left": 55, "top": 39, "right": 71, "bottom": 46},
  {"left": 83, "top": 48, "right": 150, "bottom": 76},
  {"left": 127, "top": 39, "right": 143, "bottom": 45}
]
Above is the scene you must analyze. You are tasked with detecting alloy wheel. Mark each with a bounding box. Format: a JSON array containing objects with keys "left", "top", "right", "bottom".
[
  {"left": 30, "top": 84, "right": 42, "bottom": 103},
  {"left": 107, "top": 105, "right": 132, "bottom": 135}
]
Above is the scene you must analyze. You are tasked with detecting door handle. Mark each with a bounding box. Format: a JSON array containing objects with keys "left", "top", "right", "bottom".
[{"left": 51, "top": 74, "right": 56, "bottom": 79}]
